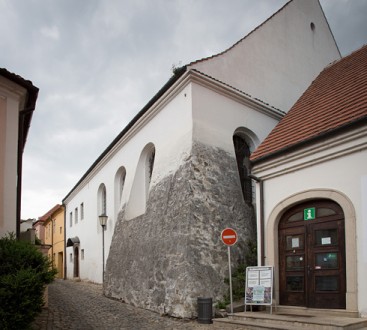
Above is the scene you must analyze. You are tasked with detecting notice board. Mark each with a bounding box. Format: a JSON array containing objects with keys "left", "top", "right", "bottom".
[{"left": 245, "top": 266, "right": 273, "bottom": 306}]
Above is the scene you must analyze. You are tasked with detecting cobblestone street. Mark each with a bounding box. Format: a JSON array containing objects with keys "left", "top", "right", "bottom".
[{"left": 32, "top": 279, "right": 240, "bottom": 330}]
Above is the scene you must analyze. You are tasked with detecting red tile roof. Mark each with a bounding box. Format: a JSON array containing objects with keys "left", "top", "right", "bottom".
[
  {"left": 251, "top": 44, "right": 367, "bottom": 163},
  {"left": 38, "top": 204, "right": 62, "bottom": 221}
]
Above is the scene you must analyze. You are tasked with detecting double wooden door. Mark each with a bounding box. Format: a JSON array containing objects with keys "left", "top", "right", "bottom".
[{"left": 279, "top": 200, "right": 346, "bottom": 309}]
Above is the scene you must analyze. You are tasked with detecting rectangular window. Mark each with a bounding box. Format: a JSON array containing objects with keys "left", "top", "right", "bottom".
[
  {"left": 70, "top": 212, "right": 73, "bottom": 227},
  {"left": 70, "top": 253, "right": 73, "bottom": 262},
  {"left": 81, "top": 203, "right": 84, "bottom": 220},
  {"left": 59, "top": 226, "right": 62, "bottom": 234},
  {"left": 81, "top": 249, "right": 84, "bottom": 260},
  {"left": 75, "top": 207, "right": 78, "bottom": 224}
]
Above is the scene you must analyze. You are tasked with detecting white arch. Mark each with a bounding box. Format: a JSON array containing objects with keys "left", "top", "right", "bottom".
[
  {"left": 125, "top": 143, "right": 155, "bottom": 220},
  {"left": 114, "top": 166, "right": 126, "bottom": 218},
  {"left": 233, "top": 126, "right": 260, "bottom": 152},
  {"left": 266, "top": 189, "right": 357, "bottom": 311},
  {"left": 97, "top": 183, "right": 107, "bottom": 230}
]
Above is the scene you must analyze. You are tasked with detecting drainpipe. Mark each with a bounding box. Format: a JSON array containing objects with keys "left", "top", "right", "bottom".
[
  {"left": 51, "top": 217, "right": 54, "bottom": 267},
  {"left": 248, "top": 174, "right": 265, "bottom": 266},
  {"left": 63, "top": 203, "right": 67, "bottom": 280}
]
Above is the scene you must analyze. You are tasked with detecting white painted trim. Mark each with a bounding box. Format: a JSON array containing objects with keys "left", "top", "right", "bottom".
[
  {"left": 64, "top": 70, "right": 283, "bottom": 204},
  {"left": 252, "top": 125, "right": 367, "bottom": 179},
  {"left": 265, "top": 189, "right": 358, "bottom": 312}
]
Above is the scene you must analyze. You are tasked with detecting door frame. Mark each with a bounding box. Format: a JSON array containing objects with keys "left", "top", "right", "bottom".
[
  {"left": 278, "top": 200, "right": 346, "bottom": 308},
  {"left": 265, "top": 189, "right": 357, "bottom": 311}
]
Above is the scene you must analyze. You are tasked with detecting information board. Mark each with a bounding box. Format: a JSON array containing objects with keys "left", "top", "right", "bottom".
[{"left": 245, "top": 266, "right": 273, "bottom": 307}]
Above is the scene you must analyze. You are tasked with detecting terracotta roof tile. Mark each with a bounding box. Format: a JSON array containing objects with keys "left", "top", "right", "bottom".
[
  {"left": 38, "top": 204, "right": 62, "bottom": 221},
  {"left": 251, "top": 44, "right": 367, "bottom": 162}
]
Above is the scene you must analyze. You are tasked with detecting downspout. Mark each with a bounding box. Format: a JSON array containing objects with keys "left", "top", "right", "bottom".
[
  {"left": 63, "top": 203, "right": 67, "bottom": 280},
  {"left": 248, "top": 174, "right": 265, "bottom": 266},
  {"left": 51, "top": 216, "right": 54, "bottom": 267}
]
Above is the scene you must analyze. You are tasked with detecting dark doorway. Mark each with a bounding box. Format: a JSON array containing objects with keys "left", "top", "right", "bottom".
[
  {"left": 74, "top": 246, "right": 79, "bottom": 278},
  {"left": 278, "top": 200, "right": 346, "bottom": 309}
]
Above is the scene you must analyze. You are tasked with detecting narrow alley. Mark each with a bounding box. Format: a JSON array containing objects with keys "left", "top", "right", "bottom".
[{"left": 32, "top": 280, "right": 240, "bottom": 330}]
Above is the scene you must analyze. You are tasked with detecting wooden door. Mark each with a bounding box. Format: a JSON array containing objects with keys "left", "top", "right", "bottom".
[{"left": 279, "top": 200, "right": 346, "bottom": 309}]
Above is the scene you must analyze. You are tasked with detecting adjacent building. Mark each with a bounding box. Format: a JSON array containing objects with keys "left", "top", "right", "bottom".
[
  {"left": 63, "top": 0, "right": 341, "bottom": 318},
  {"left": 251, "top": 45, "right": 367, "bottom": 316},
  {"left": 40, "top": 204, "right": 65, "bottom": 278},
  {"left": 0, "top": 68, "right": 38, "bottom": 238}
]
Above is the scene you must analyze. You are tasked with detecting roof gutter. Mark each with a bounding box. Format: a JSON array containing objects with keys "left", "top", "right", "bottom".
[
  {"left": 248, "top": 174, "right": 265, "bottom": 266},
  {"left": 251, "top": 115, "right": 367, "bottom": 165},
  {"left": 16, "top": 87, "right": 39, "bottom": 240}
]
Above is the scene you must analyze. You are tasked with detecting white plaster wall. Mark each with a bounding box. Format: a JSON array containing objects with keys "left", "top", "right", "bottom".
[
  {"left": 252, "top": 134, "right": 367, "bottom": 315},
  {"left": 189, "top": 0, "right": 340, "bottom": 112},
  {"left": 65, "top": 84, "right": 193, "bottom": 283},
  {"left": 0, "top": 89, "right": 21, "bottom": 236},
  {"left": 191, "top": 82, "right": 281, "bottom": 155}
]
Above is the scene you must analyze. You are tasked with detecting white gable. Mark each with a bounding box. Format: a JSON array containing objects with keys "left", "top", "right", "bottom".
[{"left": 189, "top": 0, "right": 340, "bottom": 112}]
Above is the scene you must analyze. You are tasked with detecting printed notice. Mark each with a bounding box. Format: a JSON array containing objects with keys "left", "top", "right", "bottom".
[
  {"left": 292, "top": 237, "right": 300, "bottom": 248},
  {"left": 245, "top": 266, "right": 273, "bottom": 306},
  {"left": 322, "top": 237, "right": 331, "bottom": 245}
]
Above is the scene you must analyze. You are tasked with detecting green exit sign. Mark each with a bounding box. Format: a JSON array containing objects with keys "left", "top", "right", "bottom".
[{"left": 304, "top": 207, "right": 315, "bottom": 220}]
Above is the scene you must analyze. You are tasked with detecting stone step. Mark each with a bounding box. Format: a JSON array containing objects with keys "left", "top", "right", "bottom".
[{"left": 213, "top": 311, "right": 367, "bottom": 330}]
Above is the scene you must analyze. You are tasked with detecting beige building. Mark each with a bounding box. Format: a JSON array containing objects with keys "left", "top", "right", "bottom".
[
  {"left": 40, "top": 204, "right": 65, "bottom": 278},
  {"left": 0, "top": 68, "right": 38, "bottom": 238}
]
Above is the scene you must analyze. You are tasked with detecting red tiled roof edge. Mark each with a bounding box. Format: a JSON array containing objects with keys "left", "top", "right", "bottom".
[{"left": 38, "top": 204, "right": 63, "bottom": 221}]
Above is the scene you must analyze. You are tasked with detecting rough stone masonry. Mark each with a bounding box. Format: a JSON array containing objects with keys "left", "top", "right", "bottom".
[{"left": 104, "top": 142, "right": 256, "bottom": 318}]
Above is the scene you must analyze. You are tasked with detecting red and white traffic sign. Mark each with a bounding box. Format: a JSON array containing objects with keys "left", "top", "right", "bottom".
[{"left": 221, "top": 228, "right": 237, "bottom": 246}]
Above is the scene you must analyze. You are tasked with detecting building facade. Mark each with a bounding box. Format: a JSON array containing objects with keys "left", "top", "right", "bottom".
[
  {"left": 0, "top": 68, "right": 38, "bottom": 238},
  {"left": 63, "top": 0, "right": 341, "bottom": 318},
  {"left": 41, "top": 204, "right": 65, "bottom": 279},
  {"left": 251, "top": 45, "right": 367, "bottom": 317}
]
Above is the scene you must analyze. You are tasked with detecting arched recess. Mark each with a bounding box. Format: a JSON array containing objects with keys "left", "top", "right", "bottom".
[
  {"left": 97, "top": 183, "right": 107, "bottom": 230},
  {"left": 266, "top": 189, "right": 357, "bottom": 311},
  {"left": 114, "top": 166, "right": 126, "bottom": 218},
  {"left": 125, "top": 143, "right": 156, "bottom": 220},
  {"left": 233, "top": 128, "right": 258, "bottom": 206}
]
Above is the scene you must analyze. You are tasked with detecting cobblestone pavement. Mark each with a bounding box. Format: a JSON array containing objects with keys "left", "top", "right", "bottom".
[{"left": 32, "top": 279, "right": 243, "bottom": 330}]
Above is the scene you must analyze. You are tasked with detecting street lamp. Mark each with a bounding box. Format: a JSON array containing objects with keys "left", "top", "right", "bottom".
[{"left": 98, "top": 214, "right": 108, "bottom": 282}]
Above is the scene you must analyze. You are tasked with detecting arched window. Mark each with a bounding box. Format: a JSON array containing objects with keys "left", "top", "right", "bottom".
[
  {"left": 114, "top": 166, "right": 126, "bottom": 217},
  {"left": 125, "top": 143, "right": 156, "bottom": 220},
  {"left": 97, "top": 183, "right": 107, "bottom": 228},
  {"left": 233, "top": 134, "right": 253, "bottom": 206}
]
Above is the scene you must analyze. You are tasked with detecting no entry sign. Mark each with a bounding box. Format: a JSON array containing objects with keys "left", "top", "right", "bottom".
[{"left": 221, "top": 228, "right": 237, "bottom": 246}]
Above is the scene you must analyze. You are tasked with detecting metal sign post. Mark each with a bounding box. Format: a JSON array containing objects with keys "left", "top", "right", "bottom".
[{"left": 221, "top": 228, "right": 238, "bottom": 314}]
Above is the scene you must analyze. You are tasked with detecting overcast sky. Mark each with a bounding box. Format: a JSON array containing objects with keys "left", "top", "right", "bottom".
[{"left": 1, "top": 0, "right": 366, "bottom": 219}]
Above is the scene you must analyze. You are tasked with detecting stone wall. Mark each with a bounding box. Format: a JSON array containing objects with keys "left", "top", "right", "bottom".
[{"left": 104, "top": 142, "right": 256, "bottom": 318}]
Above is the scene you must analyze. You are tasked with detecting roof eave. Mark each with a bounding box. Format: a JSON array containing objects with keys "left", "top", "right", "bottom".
[
  {"left": 251, "top": 115, "right": 367, "bottom": 165},
  {"left": 62, "top": 66, "right": 187, "bottom": 203}
]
